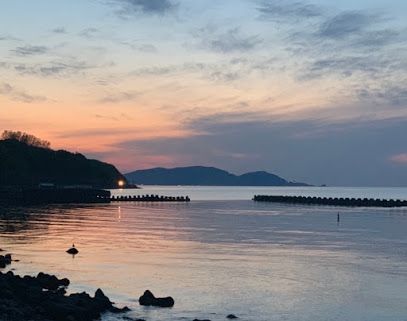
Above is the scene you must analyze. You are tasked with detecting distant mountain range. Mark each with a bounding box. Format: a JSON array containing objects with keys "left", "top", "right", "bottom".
[{"left": 125, "top": 166, "right": 309, "bottom": 186}]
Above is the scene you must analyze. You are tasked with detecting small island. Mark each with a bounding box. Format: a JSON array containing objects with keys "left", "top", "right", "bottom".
[{"left": 125, "top": 166, "right": 310, "bottom": 187}]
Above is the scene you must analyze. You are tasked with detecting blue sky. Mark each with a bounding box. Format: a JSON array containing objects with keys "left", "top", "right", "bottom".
[{"left": 1, "top": 0, "right": 407, "bottom": 186}]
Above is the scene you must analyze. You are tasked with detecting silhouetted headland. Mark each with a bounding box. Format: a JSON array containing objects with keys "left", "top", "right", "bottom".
[
  {"left": 126, "top": 166, "right": 310, "bottom": 186},
  {"left": 0, "top": 131, "right": 126, "bottom": 189},
  {"left": 0, "top": 131, "right": 139, "bottom": 205},
  {"left": 253, "top": 195, "right": 407, "bottom": 207}
]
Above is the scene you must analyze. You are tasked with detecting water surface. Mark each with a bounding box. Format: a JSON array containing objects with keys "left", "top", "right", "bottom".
[{"left": 0, "top": 187, "right": 407, "bottom": 321}]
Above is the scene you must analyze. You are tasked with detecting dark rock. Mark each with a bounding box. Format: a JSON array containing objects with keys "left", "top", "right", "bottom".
[
  {"left": 193, "top": 319, "right": 211, "bottom": 321},
  {"left": 0, "top": 270, "right": 130, "bottom": 321},
  {"left": 0, "top": 256, "right": 5, "bottom": 268},
  {"left": 0, "top": 254, "right": 12, "bottom": 268},
  {"left": 4, "top": 254, "right": 11, "bottom": 263},
  {"left": 227, "top": 315, "right": 238, "bottom": 319},
  {"left": 36, "top": 272, "right": 69, "bottom": 291},
  {"left": 139, "top": 290, "right": 174, "bottom": 308},
  {"left": 66, "top": 247, "right": 78, "bottom": 255}
]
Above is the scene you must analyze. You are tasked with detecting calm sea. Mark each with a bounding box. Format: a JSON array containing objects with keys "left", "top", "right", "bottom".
[{"left": 1, "top": 186, "right": 407, "bottom": 321}]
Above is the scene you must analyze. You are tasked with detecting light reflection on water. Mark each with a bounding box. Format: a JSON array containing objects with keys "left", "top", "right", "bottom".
[{"left": 0, "top": 198, "right": 407, "bottom": 321}]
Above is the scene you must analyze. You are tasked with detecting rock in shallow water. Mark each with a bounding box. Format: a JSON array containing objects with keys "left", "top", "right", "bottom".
[
  {"left": 0, "top": 270, "right": 130, "bottom": 321},
  {"left": 0, "top": 254, "right": 12, "bottom": 268},
  {"left": 139, "top": 290, "right": 175, "bottom": 308},
  {"left": 227, "top": 314, "right": 238, "bottom": 319},
  {"left": 66, "top": 247, "right": 79, "bottom": 255}
]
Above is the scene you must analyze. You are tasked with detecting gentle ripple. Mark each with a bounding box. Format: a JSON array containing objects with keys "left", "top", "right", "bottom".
[{"left": 0, "top": 193, "right": 407, "bottom": 321}]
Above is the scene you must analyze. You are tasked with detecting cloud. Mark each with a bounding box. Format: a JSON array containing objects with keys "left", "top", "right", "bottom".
[
  {"left": 121, "top": 42, "right": 158, "bottom": 52},
  {"left": 318, "top": 11, "right": 375, "bottom": 39},
  {"left": 79, "top": 27, "right": 100, "bottom": 38},
  {"left": 128, "top": 61, "right": 215, "bottom": 77},
  {"left": 13, "top": 60, "right": 93, "bottom": 77},
  {"left": 0, "top": 34, "right": 20, "bottom": 41},
  {"left": 390, "top": 153, "right": 407, "bottom": 165},
  {"left": 12, "top": 45, "right": 48, "bottom": 56},
  {"left": 111, "top": 0, "right": 177, "bottom": 15},
  {"left": 302, "top": 56, "right": 391, "bottom": 79},
  {"left": 130, "top": 65, "right": 177, "bottom": 76},
  {"left": 128, "top": 60, "right": 249, "bottom": 84},
  {"left": 355, "top": 29, "right": 401, "bottom": 48},
  {"left": 208, "top": 70, "right": 241, "bottom": 82},
  {"left": 108, "top": 113, "right": 407, "bottom": 186},
  {"left": 98, "top": 91, "right": 140, "bottom": 103},
  {"left": 196, "top": 27, "right": 263, "bottom": 53},
  {"left": 52, "top": 27, "right": 67, "bottom": 34},
  {"left": 55, "top": 128, "right": 139, "bottom": 139},
  {"left": 257, "top": 0, "right": 323, "bottom": 20},
  {"left": 0, "top": 82, "right": 47, "bottom": 103},
  {"left": 357, "top": 85, "right": 407, "bottom": 107}
]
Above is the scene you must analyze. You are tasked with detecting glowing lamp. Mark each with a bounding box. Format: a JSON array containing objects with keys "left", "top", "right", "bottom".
[{"left": 118, "top": 180, "right": 125, "bottom": 188}]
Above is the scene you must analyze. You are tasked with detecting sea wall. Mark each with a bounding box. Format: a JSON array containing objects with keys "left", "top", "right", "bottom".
[
  {"left": 111, "top": 194, "right": 190, "bottom": 202},
  {"left": 253, "top": 195, "right": 407, "bottom": 207}
]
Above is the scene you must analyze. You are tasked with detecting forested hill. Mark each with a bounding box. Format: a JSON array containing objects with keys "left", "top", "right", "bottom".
[
  {"left": 0, "top": 138, "right": 126, "bottom": 188},
  {"left": 126, "top": 166, "right": 309, "bottom": 186}
]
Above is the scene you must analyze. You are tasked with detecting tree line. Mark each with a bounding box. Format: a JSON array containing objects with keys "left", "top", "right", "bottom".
[{"left": 1, "top": 130, "right": 51, "bottom": 149}]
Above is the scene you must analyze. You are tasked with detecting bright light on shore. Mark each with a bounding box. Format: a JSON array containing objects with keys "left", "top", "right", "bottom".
[{"left": 118, "top": 180, "right": 125, "bottom": 188}]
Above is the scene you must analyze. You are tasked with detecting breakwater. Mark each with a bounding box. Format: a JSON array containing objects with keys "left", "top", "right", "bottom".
[
  {"left": 253, "top": 195, "right": 407, "bottom": 207},
  {"left": 111, "top": 194, "right": 190, "bottom": 202}
]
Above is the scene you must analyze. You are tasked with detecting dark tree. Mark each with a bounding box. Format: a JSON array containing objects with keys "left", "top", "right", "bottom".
[{"left": 1, "top": 130, "right": 51, "bottom": 149}]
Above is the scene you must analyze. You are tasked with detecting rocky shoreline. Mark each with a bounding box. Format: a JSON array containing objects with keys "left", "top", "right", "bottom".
[
  {"left": 0, "top": 251, "right": 238, "bottom": 321},
  {"left": 0, "top": 270, "right": 129, "bottom": 321}
]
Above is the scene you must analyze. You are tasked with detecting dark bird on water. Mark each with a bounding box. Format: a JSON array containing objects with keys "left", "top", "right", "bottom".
[{"left": 66, "top": 244, "right": 79, "bottom": 255}]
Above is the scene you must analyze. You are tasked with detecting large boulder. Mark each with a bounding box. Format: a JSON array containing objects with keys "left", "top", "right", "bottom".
[{"left": 139, "top": 290, "right": 174, "bottom": 308}]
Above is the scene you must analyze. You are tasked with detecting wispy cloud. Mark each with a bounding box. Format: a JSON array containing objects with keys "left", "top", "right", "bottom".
[
  {"left": 52, "top": 27, "right": 67, "bottom": 34},
  {"left": 12, "top": 60, "right": 93, "bottom": 77},
  {"left": 357, "top": 85, "right": 407, "bottom": 107},
  {"left": 0, "top": 82, "right": 47, "bottom": 103},
  {"left": 98, "top": 91, "right": 140, "bottom": 103},
  {"left": 0, "top": 34, "right": 20, "bottom": 41},
  {"left": 110, "top": 0, "right": 177, "bottom": 16},
  {"left": 11, "top": 45, "right": 48, "bottom": 56},
  {"left": 302, "top": 56, "right": 392, "bottom": 79},
  {"left": 195, "top": 27, "right": 263, "bottom": 53},
  {"left": 79, "top": 27, "right": 100, "bottom": 38},
  {"left": 318, "top": 11, "right": 377, "bottom": 39},
  {"left": 258, "top": 0, "right": 323, "bottom": 20}
]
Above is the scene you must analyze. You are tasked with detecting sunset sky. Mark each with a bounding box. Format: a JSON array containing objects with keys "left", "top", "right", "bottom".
[{"left": 1, "top": 0, "right": 407, "bottom": 186}]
